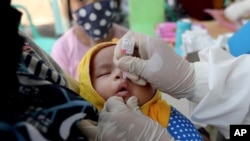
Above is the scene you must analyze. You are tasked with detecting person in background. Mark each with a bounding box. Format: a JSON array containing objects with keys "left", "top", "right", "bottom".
[{"left": 51, "top": 0, "right": 128, "bottom": 81}]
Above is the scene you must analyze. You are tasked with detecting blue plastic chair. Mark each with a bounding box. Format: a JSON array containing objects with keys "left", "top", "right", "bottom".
[{"left": 12, "top": 4, "right": 57, "bottom": 55}]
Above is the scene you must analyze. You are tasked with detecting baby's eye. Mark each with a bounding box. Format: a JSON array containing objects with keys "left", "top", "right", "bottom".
[{"left": 97, "top": 72, "right": 110, "bottom": 78}]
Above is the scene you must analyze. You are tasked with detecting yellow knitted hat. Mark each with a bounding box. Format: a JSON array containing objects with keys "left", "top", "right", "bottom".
[{"left": 78, "top": 39, "right": 118, "bottom": 111}]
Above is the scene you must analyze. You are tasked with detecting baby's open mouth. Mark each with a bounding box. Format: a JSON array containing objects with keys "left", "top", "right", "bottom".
[
  {"left": 119, "top": 87, "right": 127, "bottom": 92},
  {"left": 116, "top": 83, "right": 130, "bottom": 99}
]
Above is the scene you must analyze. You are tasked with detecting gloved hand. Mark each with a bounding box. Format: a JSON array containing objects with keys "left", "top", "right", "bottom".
[
  {"left": 113, "top": 31, "right": 195, "bottom": 96},
  {"left": 224, "top": 0, "right": 250, "bottom": 23},
  {"left": 96, "top": 96, "right": 175, "bottom": 141}
]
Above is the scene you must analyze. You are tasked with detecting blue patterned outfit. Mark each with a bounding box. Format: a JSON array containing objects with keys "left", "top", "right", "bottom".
[{"left": 0, "top": 42, "right": 98, "bottom": 141}]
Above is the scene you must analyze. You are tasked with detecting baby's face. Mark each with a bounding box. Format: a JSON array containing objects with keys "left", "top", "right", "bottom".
[{"left": 90, "top": 45, "right": 155, "bottom": 106}]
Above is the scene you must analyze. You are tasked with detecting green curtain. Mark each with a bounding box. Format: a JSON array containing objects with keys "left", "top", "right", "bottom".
[{"left": 128, "top": 0, "right": 165, "bottom": 36}]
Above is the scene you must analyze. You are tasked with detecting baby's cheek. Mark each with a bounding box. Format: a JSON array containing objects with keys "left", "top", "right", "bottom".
[{"left": 132, "top": 87, "right": 155, "bottom": 106}]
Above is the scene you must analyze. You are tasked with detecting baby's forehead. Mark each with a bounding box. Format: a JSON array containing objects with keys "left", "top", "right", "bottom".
[
  {"left": 92, "top": 45, "right": 116, "bottom": 62},
  {"left": 96, "top": 45, "right": 115, "bottom": 55}
]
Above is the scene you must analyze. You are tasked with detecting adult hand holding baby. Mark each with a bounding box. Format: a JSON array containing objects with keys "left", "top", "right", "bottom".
[{"left": 113, "top": 31, "right": 195, "bottom": 97}]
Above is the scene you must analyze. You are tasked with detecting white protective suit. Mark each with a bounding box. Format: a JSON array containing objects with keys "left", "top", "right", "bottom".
[
  {"left": 191, "top": 2, "right": 250, "bottom": 138},
  {"left": 191, "top": 46, "right": 250, "bottom": 139}
]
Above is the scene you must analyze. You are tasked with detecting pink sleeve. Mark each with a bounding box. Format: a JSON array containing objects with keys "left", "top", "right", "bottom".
[{"left": 51, "top": 39, "right": 70, "bottom": 74}]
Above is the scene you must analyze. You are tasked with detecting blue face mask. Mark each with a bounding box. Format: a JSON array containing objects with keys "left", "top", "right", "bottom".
[{"left": 73, "top": 0, "right": 118, "bottom": 41}]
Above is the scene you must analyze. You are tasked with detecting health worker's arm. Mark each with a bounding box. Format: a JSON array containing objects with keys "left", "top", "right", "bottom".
[{"left": 190, "top": 46, "right": 250, "bottom": 139}]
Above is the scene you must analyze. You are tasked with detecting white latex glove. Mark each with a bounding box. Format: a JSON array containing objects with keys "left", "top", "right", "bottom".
[
  {"left": 224, "top": 0, "right": 250, "bottom": 23},
  {"left": 114, "top": 31, "right": 195, "bottom": 97},
  {"left": 96, "top": 96, "right": 175, "bottom": 141}
]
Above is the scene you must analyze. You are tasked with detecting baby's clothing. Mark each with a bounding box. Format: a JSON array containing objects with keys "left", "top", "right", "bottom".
[
  {"left": 141, "top": 91, "right": 203, "bottom": 141},
  {"left": 1, "top": 37, "right": 99, "bottom": 140},
  {"left": 78, "top": 40, "right": 203, "bottom": 141}
]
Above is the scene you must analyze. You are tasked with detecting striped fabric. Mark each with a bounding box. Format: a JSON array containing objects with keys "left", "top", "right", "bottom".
[{"left": 22, "top": 42, "right": 66, "bottom": 86}]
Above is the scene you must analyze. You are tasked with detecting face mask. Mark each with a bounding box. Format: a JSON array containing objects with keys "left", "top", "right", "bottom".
[{"left": 73, "top": 0, "right": 118, "bottom": 41}]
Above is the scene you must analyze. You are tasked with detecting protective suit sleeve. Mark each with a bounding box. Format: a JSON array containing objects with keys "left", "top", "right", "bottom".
[{"left": 190, "top": 46, "right": 250, "bottom": 139}]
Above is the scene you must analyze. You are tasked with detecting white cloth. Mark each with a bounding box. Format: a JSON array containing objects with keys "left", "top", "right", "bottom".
[{"left": 189, "top": 46, "right": 250, "bottom": 139}]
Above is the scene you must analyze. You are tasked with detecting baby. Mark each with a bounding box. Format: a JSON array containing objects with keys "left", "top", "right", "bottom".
[{"left": 78, "top": 39, "right": 204, "bottom": 141}]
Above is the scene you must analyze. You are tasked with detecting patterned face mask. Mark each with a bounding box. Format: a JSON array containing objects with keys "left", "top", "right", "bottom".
[{"left": 73, "top": 0, "right": 118, "bottom": 41}]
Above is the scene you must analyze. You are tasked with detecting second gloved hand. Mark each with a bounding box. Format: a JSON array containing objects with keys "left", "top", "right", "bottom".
[
  {"left": 96, "top": 96, "right": 174, "bottom": 141},
  {"left": 224, "top": 0, "right": 250, "bottom": 23},
  {"left": 114, "top": 31, "right": 195, "bottom": 97}
]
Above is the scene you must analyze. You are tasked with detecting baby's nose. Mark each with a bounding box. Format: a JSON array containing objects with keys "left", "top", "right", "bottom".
[{"left": 115, "top": 69, "right": 126, "bottom": 80}]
